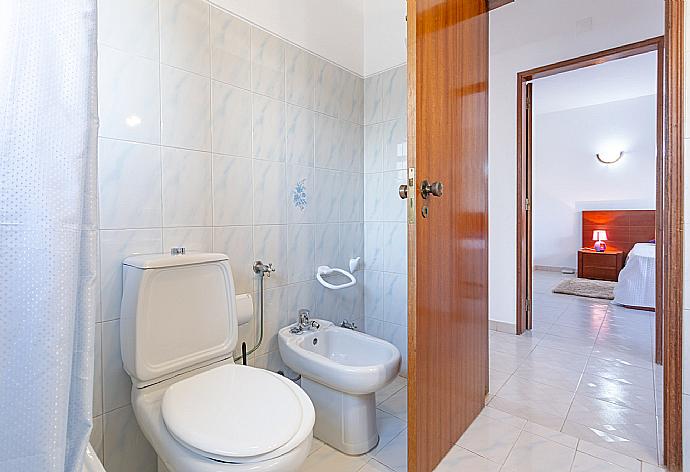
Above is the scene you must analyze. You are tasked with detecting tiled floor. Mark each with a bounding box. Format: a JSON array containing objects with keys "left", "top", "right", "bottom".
[
  {"left": 454, "top": 270, "right": 664, "bottom": 471},
  {"left": 299, "top": 270, "right": 665, "bottom": 471}
]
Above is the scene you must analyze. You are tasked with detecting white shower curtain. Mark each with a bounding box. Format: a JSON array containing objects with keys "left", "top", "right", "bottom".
[{"left": 0, "top": 1, "right": 98, "bottom": 471}]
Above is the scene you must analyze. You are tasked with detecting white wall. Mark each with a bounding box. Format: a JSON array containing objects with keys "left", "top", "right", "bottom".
[
  {"left": 211, "top": 0, "right": 408, "bottom": 77},
  {"left": 532, "top": 95, "right": 657, "bottom": 269},
  {"left": 363, "top": 0, "right": 407, "bottom": 76},
  {"left": 96, "top": 0, "right": 365, "bottom": 469},
  {"left": 212, "top": 0, "right": 365, "bottom": 75},
  {"left": 362, "top": 65, "right": 409, "bottom": 376},
  {"left": 488, "top": 0, "right": 664, "bottom": 326}
]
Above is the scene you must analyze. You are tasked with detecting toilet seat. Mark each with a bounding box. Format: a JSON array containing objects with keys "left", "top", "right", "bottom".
[{"left": 161, "top": 364, "right": 314, "bottom": 464}]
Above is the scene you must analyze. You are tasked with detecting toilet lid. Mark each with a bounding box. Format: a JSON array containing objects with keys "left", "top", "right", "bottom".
[{"left": 161, "top": 364, "right": 304, "bottom": 460}]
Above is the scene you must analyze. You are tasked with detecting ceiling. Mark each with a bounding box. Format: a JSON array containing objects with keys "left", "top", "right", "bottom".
[{"left": 532, "top": 51, "right": 658, "bottom": 115}]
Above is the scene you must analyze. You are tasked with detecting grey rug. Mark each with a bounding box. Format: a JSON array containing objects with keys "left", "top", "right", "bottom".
[{"left": 552, "top": 278, "right": 616, "bottom": 300}]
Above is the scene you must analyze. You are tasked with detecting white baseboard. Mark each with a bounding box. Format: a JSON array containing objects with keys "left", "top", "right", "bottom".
[{"left": 489, "top": 320, "right": 516, "bottom": 334}]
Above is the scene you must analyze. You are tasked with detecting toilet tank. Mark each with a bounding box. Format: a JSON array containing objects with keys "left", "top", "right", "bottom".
[{"left": 120, "top": 253, "right": 238, "bottom": 386}]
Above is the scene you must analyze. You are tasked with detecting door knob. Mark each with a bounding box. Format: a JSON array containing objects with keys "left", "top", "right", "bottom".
[
  {"left": 399, "top": 184, "right": 409, "bottom": 199},
  {"left": 421, "top": 180, "right": 444, "bottom": 199}
]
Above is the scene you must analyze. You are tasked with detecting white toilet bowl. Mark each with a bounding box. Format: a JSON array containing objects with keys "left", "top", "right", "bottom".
[
  {"left": 133, "top": 362, "right": 314, "bottom": 472},
  {"left": 278, "top": 320, "right": 401, "bottom": 455}
]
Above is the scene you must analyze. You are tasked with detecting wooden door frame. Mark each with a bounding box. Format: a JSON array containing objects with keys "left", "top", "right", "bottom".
[
  {"left": 515, "top": 9, "right": 684, "bottom": 470},
  {"left": 516, "top": 36, "right": 665, "bottom": 335},
  {"left": 663, "top": 3, "right": 684, "bottom": 471}
]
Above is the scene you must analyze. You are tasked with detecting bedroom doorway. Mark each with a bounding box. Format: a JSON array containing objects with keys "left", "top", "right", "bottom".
[
  {"left": 516, "top": 36, "right": 664, "bottom": 338},
  {"left": 513, "top": 30, "right": 682, "bottom": 469}
]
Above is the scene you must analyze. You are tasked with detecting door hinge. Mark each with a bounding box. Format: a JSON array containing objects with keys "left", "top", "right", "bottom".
[
  {"left": 525, "top": 298, "right": 531, "bottom": 312},
  {"left": 525, "top": 197, "right": 531, "bottom": 211}
]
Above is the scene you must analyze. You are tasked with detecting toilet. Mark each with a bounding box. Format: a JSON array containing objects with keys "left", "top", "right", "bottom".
[{"left": 119, "top": 252, "right": 315, "bottom": 472}]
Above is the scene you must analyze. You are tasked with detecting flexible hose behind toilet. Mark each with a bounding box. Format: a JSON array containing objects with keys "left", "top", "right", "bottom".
[{"left": 233, "top": 261, "right": 271, "bottom": 363}]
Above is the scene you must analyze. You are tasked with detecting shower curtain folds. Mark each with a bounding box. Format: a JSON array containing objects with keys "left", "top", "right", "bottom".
[{"left": 0, "top": 1, "right": 99, "bottom": 471}]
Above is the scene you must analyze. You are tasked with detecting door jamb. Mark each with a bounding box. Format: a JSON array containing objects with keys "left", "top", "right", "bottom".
[
  {"left": 516, "top": 36, "right": 665, "bottom": 335},
  {"left": 406, "top": 0, "right": 418, "bottom": 470},
  {"left": 514, "top": 30, "right": 684, "bottom": 470},
  {"left": 663, "top": 3, "right": 684, "bottom": 471}
]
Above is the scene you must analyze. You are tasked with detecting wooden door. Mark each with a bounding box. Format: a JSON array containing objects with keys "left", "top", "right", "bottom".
[{"left": 407, "top": 1, "right": 489, "bottom": 470}]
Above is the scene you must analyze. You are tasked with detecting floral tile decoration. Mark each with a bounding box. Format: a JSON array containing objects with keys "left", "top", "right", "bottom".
[{"left": 292, "top": 178, "right": 308, "bottom": 211}]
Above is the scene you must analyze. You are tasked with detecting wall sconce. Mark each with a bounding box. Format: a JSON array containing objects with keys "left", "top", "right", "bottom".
[{"left": 596, "top": 151, "right": 624, "bottom": 164}]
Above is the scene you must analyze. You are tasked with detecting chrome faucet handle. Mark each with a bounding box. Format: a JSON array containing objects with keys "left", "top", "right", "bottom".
[
  {"left": 311, "top": 320, "right": 320, "bottom": 330},
  {"left": 298, "top": 309, "right": 310, "bottom": 328},
  {"left": 253, "top": 261, "right": 276, "bottom": 277},
  {"left": 340, "top": 320, "right": 357, "bottom": 330}
]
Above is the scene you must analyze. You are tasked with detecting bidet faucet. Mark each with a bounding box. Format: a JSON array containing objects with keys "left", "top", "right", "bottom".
[
  {"left": 340, "top": 320, "right": 357, "bottom": 330},
  {"left": 290, "top": 309, "right": 319, "bottom": 334},
  {"left": 298, "top": 309, "right": 311, "bottom": 329}
]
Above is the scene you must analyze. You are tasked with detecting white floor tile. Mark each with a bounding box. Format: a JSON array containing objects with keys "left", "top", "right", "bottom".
[
  {"left": 359, "top": 459, "right": 396, "bottom": 471},
  {"left": 562, "top": 420, "right": 658, "bottom": 464},
  {"left": 640, "top": 462, "right": 668, "bottom": 471},
  {"left": 488, "top": 395, "right": 567, "bottom": 431},
  {"left": 489, "top": 350, "right": 522, "bottom": 374},
  {"left": 512, "top": 362, "right": 583, "bottom": 391},
  {"left": 576, "top": 440, "right": 642, "bottom": 471},
  {"left": 373, "top": 430, "right": 407, "bottom": 471},
  {"left": 300, "top": 444, "right": 369, "bottom": 472},
  {"left": 479, "top": 406, "right": 528, "bottom": 429},
  {"left": 576, "top": 372, "right": 656, "bottom": 414},
  {"left": 522, "top": 421, "right": 578, "bottom": 449},
  {"left": 456, "top": 414, "right": 522, "bottom": 463},
  {"left": 309, "top": 437, "right": 325, "bottom": 455},
  {"left": 571, "top": 451, "right": 633, "bottom": 472},
  {"left": 376, "top": 376, "right": 407, "bottom": 405},
  {"left": 489, "top": 369, "right": 512, "bottom": 394},
  {"left": 378, "top": 387, "right": 407, "bottom": 421},
  {"left": 434, "top": 446, "right": 501, "bottom": 471},
  {"left": 367, "top": 409, "right": 407, "bottom": 456},
  {"left": 502, "top": 431, "right": 576, "bottom": 472}
]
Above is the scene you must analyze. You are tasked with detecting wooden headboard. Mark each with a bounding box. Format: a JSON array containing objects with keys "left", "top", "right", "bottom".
[{"left": 582, "top": 210, "right": 656, "bottom": 258}]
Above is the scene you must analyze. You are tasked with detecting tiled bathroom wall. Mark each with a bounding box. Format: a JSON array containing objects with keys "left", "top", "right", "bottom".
[
  {"left": 93, "top": 0, "right": 365, "bottom": 470},
  {"left": 362, "top": 65, "right": 409, "bottom": 376}
]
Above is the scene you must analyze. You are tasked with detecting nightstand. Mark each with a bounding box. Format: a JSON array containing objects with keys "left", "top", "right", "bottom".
[{"left": 577, "top": 249, "right": 624, "bottom": 282}]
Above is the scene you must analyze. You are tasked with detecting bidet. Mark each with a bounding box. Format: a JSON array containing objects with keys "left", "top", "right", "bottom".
[{"left": 278, "top": 320, "right": 401, "bottom": 454}]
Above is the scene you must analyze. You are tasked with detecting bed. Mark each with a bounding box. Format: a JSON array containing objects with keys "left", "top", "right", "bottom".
[
  {"left": 613, "top": 242, "right": 656, "bottom": 309},
  {"left": 581, "top": 210, "right": 656, "bottom": 310}
]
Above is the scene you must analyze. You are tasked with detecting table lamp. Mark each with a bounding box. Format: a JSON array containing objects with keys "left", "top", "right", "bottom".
[{"left": 593, "top": 230, "right": 608, "bottom": 252}]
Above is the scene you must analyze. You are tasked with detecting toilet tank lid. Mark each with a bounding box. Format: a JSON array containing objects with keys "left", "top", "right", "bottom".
[{"left": 123, "top": 252, "right": 229, "bottom": 269}]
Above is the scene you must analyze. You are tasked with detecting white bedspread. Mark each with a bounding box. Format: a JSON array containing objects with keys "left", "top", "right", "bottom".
[{"left": 613, "top": 243, "right": 656, "bottom": 309}]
